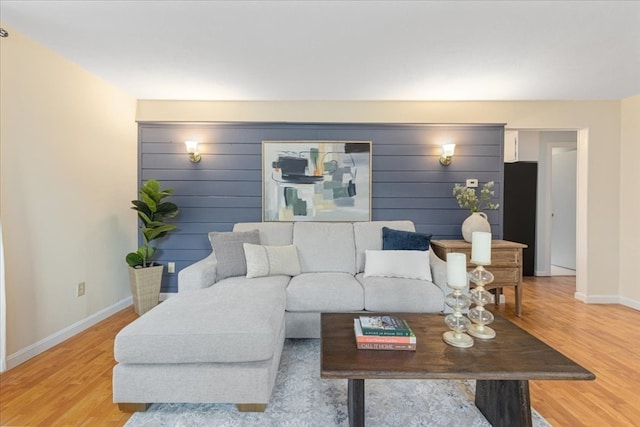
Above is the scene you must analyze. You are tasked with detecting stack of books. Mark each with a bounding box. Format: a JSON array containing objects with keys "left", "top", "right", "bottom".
[{"left": 354, "top": 315, "right": 416, "bottom": 351}]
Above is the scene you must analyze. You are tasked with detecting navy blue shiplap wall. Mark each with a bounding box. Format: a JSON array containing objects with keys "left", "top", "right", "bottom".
[{"left": 138, "top": 122, "right": 504, "bottom": 292}]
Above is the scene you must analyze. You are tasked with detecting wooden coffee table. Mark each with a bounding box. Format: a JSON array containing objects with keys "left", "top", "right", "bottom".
[{"left": 321, "top": 313, "right": 594, "bottom": 427}]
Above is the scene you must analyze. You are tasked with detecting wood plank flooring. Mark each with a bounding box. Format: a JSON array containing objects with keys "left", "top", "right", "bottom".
[
  {"left": 496, "top": 277, "right": 640, "bottom": 427},
  {"left": 1, "top": 276, "right": 639, "bottom": 426},
  {"left": 0, "top": 307, "right": 138, "bottom": 427}
]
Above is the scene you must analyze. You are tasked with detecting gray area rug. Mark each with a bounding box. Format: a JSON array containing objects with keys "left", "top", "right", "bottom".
[{"left": 125, "top": 339, "right": 551, "bottom": 427}]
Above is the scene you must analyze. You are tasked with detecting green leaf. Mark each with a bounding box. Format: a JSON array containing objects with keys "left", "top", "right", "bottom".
[
  {"left": 145, "top": 220, "right": 166, "bottom": 228},
  {"left": 157, "top": 188, "right": 175, "bottom": 197},
  {"left": 144, "top": 179, "right": 160, "bottom": 193},
  {"left": 155, "top": 202, "right": 179, "bottom": 218},
  {"left": 141, "top": 246, "right": 156, "bottom": 259},
  {"left": 126, "top": 252, "right": 143, "bottom": 267},
  {"left": 130, "top": 200, "right": 152, "bottom": 220},
  {"left": 136, "top": 211, "right": 153, "bottom": 225},
  {"left": 140, "top": 192, "right": 157, "bottom": 212},
  {"left": 141, "top": 180, "right": 162, "bottom": 204},
  {"left": 143, "top": 224, "right": 177, "bottom": 242}
]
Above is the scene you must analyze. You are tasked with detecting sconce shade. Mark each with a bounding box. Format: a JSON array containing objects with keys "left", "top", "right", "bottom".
[
  {"left": 440, "top": 143, "right": 456, "bottom": 166},
  {"left": 442, "top": 144, "right": 456, "bottom": 156},
  {"left": 184, "top": 140, "right": 201, "bottom": 163}
]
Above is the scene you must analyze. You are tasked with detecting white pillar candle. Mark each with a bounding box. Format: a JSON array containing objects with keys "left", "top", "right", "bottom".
[
  {"left": 471, "top": 231, "right": 492, "bottom": 264},
  {"left": 446, "top": 253, "right": 468, "bottom": 288}
]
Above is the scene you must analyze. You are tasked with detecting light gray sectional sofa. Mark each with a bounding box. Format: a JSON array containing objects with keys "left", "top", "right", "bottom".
[{"left": 113, "top": 220, "right": 448, "bottom": 413}]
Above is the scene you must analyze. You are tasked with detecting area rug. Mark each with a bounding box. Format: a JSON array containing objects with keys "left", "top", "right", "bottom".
[{"left": 125, "top": 339, "right": 551, "bottom": 427}]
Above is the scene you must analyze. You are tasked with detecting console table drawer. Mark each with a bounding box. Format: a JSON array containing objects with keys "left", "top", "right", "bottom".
[
  {"left": 491, "top": 250, "right": 521, "bottom": 267},
  {"left": 487, "top": 268, "right": 519, "bottom": 284}
]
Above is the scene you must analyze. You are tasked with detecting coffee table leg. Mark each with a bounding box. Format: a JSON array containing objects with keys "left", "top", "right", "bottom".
[
  {"left": 348, "top": 378, "right": 365, "bottom": 427},
  {"left": 475, "top": 379, "right": 532, "bottom": 427}
]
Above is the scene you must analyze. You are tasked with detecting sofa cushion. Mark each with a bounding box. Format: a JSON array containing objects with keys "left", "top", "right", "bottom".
[
  {"left": 114, "top": 276, "right": 288, "bottom": 365},
  {"left": 286, "top": 272, "right": 364, "bottom": 312},
  {"left": 353, "top": 221, "right": 415, "bottom": 273},
  {"left": 208, "top": 230, "right": 260, "bottom": 280},
  {"left": 382, "top": 227, "right": 432, "bottom": 251},
  {"left": 364, "top": 249, "right": 432, "bottom": 281},
  {"left": 356, "top": 273, "right": 445, "bottom": 312},
  {"left": 233, "top": 222, "right": 294, "bottom": 246},
  {"left": 293, "top": 222, "right": 356, "bottom": 274},
  {"left": 243, "top": 243, "right": 301, "bottom": 278}
]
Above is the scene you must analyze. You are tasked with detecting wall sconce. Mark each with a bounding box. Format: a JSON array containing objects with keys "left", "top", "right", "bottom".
[
  {"left": 184, "top": 140, "right": 201, "bottom": 163},
  {"left": 440, "top": 143, "right": 456, "bottom": 166}
]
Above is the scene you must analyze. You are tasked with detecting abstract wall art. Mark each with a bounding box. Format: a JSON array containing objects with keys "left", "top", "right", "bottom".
[{"left": 262, "top": 141, "right": 371, "bottom": 222}]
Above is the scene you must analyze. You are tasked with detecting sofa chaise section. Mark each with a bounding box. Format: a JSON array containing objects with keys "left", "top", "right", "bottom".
[{"left": 113, "top": 277, "right": 288, "bottom": 411}]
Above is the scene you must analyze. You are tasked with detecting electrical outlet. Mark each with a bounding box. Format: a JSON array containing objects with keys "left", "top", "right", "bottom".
[
  {"left": 168, "top": 262, "right": 175, "bottom": 274},
  {"left": 76, "top": 282, "right": 86, "bottom": 297},
  {"left": 466, "top": 178, "right": 478, "bottom": 188}
]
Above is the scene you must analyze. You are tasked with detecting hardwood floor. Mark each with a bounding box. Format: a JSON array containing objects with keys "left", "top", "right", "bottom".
[
  {"left": 0, "top": 307, "right": 138, "bottom": 427},
  {"left": 1, "top": 276, "right": 638, "bottom": 426},
  {"left": 496, "top": 276, "right": 640, "bottom": 427}
]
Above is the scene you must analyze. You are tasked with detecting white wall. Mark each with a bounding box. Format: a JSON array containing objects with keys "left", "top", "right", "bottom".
[
  {"left": 0, "top": 26, "right": 138, "bottom": 368},
  {"left": 551, "top": 148, "right": 577, "bottom": 270},
  {"left": 137, "top": 100, "right": 626, "bottom": 305},
  {"left": 515, "top": 131, "right": 540, "bottom": 161},
  {"left": 620, "top": 95, "right": 640, "bottom": 309}
]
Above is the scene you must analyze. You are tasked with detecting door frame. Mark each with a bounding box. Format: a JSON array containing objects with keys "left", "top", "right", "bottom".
[
  {"left": 538, "top": 141, "right": 577, "bottom": 276},
  {"left": 504, "top": 128, "right": 588, "bottom": 299}
]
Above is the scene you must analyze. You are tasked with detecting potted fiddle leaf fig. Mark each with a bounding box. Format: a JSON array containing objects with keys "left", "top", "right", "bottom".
[{"left": 126, "top": 179, "right": 179, "bottom": 315}]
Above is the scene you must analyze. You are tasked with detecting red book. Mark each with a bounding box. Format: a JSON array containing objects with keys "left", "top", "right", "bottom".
[{"left": 356, "top": 342, "right": 417, "bottom": 351}]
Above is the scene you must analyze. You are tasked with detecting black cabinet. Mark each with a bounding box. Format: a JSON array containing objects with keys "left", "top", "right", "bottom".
[{"left": 503, "top": 162, "right": 537, "bottom": 276}]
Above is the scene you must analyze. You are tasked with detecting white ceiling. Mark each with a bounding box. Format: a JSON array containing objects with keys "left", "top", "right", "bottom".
[{"left": 2, "top": 0, "right": 639, "bottom": 101}]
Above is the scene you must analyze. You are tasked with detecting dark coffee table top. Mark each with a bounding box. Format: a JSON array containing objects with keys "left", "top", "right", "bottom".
[{"left": 321, "top": 313, "right": 595, "bottom": 381}]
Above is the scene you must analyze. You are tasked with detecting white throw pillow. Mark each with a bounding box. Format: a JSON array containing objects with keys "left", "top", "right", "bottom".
[
  {"left": 243, "top": 243, "right": 301, "bottom": 278},
  {"left": 364, "top": 250, "right": 432, "bottom": 281}
]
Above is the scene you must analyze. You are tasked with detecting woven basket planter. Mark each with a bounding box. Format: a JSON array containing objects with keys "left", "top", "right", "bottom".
[{"left": 128, "top": 265, "right": 163, "bottom": 315}]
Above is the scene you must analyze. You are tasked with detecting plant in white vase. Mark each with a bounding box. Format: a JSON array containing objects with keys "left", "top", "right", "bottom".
[
  {"left": 452, "top": 181, "right": 499, "bottom": 212},
  {"left": 452, "top": 181, "right": 499, "bottom": 242}
]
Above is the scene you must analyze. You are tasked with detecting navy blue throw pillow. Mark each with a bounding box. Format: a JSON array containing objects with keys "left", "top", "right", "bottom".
[{"left": 382, "top": 227, "right": 432, "bottom": 251}]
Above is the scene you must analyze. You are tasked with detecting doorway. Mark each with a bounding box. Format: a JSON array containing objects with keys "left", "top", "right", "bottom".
[{"left": 503, "top": 130, "right": 581, "bottom": 279}]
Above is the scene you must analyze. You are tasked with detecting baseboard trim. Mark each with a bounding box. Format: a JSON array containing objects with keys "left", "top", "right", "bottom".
[
  {"left": 575, "top": 292, "right": 619, "bottom": 304},
  {"left": 619, "top": 296, "right": 640, "bottom": 311},
  {"left": 574, "top": 292, "right": 639, "bottom": 310},
  {"left": 574, "top": 292, "right": 587, "bottom": 303},
  {"left": 6, "top": 296, "right": 133, "bottom": 371}
]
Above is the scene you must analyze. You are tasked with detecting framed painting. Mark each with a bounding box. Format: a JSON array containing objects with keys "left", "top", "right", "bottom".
[{"left": 262, "top": 141, "right": 372, "bottom": 222}]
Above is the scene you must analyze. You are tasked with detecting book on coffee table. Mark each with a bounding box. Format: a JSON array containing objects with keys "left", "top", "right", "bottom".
[
  {"left": 354, "top": 319, "right": 416, "bottom": 351},
  {"left": 358, "top": 315, "right": 413, "bottom": 336},
  {"left": 356, "top": 341, "right": 417, "bottom": 351}
]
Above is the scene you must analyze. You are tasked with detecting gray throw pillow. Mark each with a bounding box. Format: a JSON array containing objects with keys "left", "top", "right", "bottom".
[{"left": 208, "top": 230, "right": 260, "bottom": 281}]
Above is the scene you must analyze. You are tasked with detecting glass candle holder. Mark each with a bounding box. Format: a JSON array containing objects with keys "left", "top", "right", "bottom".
[
  {"left": 442, "top": 253, "right": 474, "bottom": 348},
  {"left": 443, "top": 288, "right": 474, "bottom": 348},
  {"left": 467, "top": 264, "right": 496, "bottom": 339}
]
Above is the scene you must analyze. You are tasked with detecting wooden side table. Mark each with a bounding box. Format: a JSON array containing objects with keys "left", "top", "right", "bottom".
[{"left": 430, "top": 239, "right": 528, "bottom": 317}]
